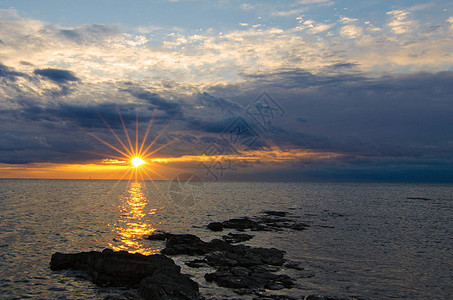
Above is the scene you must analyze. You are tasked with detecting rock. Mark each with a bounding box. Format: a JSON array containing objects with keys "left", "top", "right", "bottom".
[
  {"left": 222, "top": 217, "right": 264, "bottom": 231},
  {"left": 254, "top": 290, "right": 299, "bottom": 299},
  {"left": 161, "top": 234, "right": 232, "bottom": 256},
  {"left": 207, "top": 222, "right": 223, "bottom": 231},
  {"left": 234, "top": 288, "right": 254, "bottom": 295},
  {"left": 305, "top": 295, "right": 352, "bottom": 300},
  {"left": 297, "top": 270, "right": 315, "bottom": 278},
  {"left": 161, "top": 234, "right": 207, "bottom": 255},
  {"left": 138, "top": 270, "right": 199, "bottom": 300},
  {"left": 205, "top": 265, "right": 294, "bottom": 291},
  {"left": 262, "top": 211, "right": 288, "bottom": 217},
  {"left": 185, "top": 259, "right": 208, "bottom": 268},
  {"left": 290, "top": 223, "right": 310, "bottom": 231},
  {"left": 205, "top": 245, "right": 284, "bottom": 268},
  {"left": 284, "top": 262, "right": 304, "bottom": 270},
  {"left": 146, "top": 231, "right": 173, "bottom": 241},
  {"left": 222, "top": 233, "right": 254, "bottom": 243},
  {"left": 49, "top": 249, "right": 199, "bottom": 300},
  {"left": 407, "top": 197, "right": 431, "bottom": 201},
  {"left": 103, "top": 291, "right": 141, "bottom": 300},
  {"left": 214, "top": 212, "right": 309, "bottom": 233}
]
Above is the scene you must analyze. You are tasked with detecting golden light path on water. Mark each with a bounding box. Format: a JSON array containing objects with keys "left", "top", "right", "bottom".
[
  {"left": 108, "top": 181, "right": 160, "bottom": 255},
  {"left": 78, "top": 108, "right": 175, "bottom": 254}
]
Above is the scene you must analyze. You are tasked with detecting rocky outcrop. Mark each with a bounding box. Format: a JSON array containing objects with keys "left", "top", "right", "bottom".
[
  {"left": 161, "top": 234, "right": 233, "bottom": 255},
  {"left": 50, "top": 249, "right": 199, "bottom": 299},
  {"left": 139, "top": 271, "right": 199, "bottom": 300},
  {"left": 207, "top": 211, "right": 310, "bottom": 233}
]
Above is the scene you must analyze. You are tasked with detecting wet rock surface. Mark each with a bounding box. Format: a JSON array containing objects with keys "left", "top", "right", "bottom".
[
  {"left": 50, "top": 249, "right": 199, "bottom": 299},
  {"left": 156, "top": 211, "right": 305, "bottom": 296},
  {"left": 50, "top": 210, "right": 360, "bottom": 300}
]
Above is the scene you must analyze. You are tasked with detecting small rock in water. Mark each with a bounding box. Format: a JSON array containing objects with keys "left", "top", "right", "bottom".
[
  {"left": 290, "top": 223, "right": 310, "bottom": 231},
  {"left": 262, "top": 211, "right": 288, "bottom": 217},
  {"left": 207, "top": 222, "right": 223, "bottom": 231},
  {"left": 407, "top": 197, "right": 431, "bottom": 201},
  {"left": 284, "top": 261, "right": 304, "bottom": 270},
  {"left": 306, "top": 295, "right": 353, "bottom": 300}
]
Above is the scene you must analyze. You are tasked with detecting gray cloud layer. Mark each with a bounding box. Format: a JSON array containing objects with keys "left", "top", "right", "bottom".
[{"left": 1, "top": 61, "right": 453, "bottom": 180}]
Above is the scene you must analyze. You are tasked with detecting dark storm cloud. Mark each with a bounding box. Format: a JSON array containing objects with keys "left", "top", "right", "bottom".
[
  {"left": 210, "top": 69, "right": 453, "bottom": 159},
  {"left": 124, "top": 87, "right": 182, "bottom": 118},
  {"left": 34, "top": 68, "right": 79, "bottom": 83},
  {"left": 2, "top": 63, "right": 453, "bottom": 180},
  {"left": 0, "top": 63, "right": 26, "bottom": 80}
]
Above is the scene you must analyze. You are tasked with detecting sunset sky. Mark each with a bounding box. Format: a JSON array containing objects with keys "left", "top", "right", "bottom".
[{"left": 1, "top": 0, "right": 453, "bottom": 181}]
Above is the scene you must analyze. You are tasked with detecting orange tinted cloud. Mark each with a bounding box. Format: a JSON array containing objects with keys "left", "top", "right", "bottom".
[{"left": 0, "top": 147, "right": 344, "bottom": 179}]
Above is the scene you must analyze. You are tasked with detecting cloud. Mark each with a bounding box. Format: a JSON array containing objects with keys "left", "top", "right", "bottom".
[
  {"left": 448, "top": 16, "right": 453, "bottom": 31},
  {"left": 1, "top": 9, "right": 453, "bottom": 180},
  {"left": 339, "top": 24, "right": 363, "bottom": 38},
  {"left": 34, "top": 68, "right": 79, "bottom": 83},
  {"left": 0, "top": 63, "right": 26, "bottom": 80},
  {"left": 272, "top": 8, "right": 307, "bottom": 17},
  {"left": 386, "top": 9, "right": 416, "bottom": 34},
  {"left": 59, "top": 24, "right": 120, "bottom": 44},
  {"left": 340, "top": 16, "right": 358, "bottom": 24},
  {"left": 298, "top": 0, "right": 333, "bottom": 5}
]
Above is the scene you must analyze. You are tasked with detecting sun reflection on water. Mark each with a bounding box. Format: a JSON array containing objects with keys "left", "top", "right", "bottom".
[{"left": 108, "top": 181, "right": 161, "bottom": 255}]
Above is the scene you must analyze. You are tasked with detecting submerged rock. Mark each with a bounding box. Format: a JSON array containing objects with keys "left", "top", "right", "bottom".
[{"left": 50, "top": 249, "right": 199, "bottom": 299}]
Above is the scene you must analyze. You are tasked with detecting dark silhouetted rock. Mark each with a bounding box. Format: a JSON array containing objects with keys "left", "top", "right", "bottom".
[
  {"left": 222, "top": 217, "right": 265, "bottom": 231},
  {"left": 284, "top": 261, "right": 304, "bottom": 270},
  {"left": 103, "top": 291, "right": 141, "bottom": 300},
  {"left": 262, "top": 211, "right": 288, "bottom": 217},
  {"left": 222, "top": 232, "right": 254, "bottom": 243},
  {"left": 146, "top": 231, "right": 173, "bottom": 241},
  {"left": 214, "top": 211, "right": 310, "bottom": 233},
  {"left": 205, "top": 244, "right": 285, "bottom": 268},
  {"left": 290, "top": 223, "right": 310, "bottom": 231},
  {"left": 185, "top": 259, "right": 208, "bottom": 268},
  {"left": 254, "top": 290, "right": 299, "bottom": 299},
  {"left": 50, "top": 249, "right": 199, "bottom": 299},
  {"left": 161, "top": 234, "right": 233, "bottom": 256},
  {"left": 51, "top": 249, "right": 180, "bottom": 286},
  {"left": 205, "top": 265, "right": 294, "bottom": 291},
  {"left": 407, "top": 197, "right": 431, "bottom": 200},
  {"left": 139, "top": 270, "right": 199, "bottom": 300},
  {"left": 306, "top": 295, "right": 354, "bottom": 300},
  {"left": 207, "top": 222, "right": 223, "bottom": 231}
]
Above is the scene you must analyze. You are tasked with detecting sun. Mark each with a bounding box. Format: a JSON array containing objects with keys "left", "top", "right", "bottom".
[{"left": 131, "top": 157, "right": 145, "bottom": 167}]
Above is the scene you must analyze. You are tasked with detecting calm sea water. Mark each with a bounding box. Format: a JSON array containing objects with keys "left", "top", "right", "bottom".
[{"left": 0, "top": 179, "right": 452, "bottom": 299}]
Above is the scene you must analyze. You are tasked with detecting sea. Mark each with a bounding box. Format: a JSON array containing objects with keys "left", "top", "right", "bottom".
[{"left": 0, "top": 179, "right": 452, "bottom": 299}]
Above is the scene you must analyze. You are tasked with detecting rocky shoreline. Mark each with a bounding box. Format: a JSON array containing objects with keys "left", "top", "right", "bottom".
[{"left": 50, "top": 211, "right": 361, "bottom": 300}]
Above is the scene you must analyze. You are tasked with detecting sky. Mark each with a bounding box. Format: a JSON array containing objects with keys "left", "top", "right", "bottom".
[{"left": 0, "top": 0, "right": 453, "bottom": 181}]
